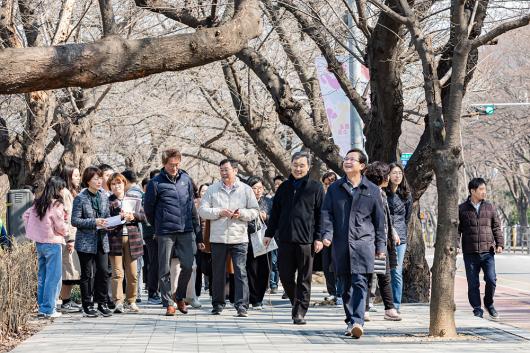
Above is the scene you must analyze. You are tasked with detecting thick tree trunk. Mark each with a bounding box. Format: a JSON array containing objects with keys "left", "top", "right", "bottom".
[
  {"left": 53, "top": 116, "right": 94, "bottom": 174},
  {"left": 0, "top": 0, "right": 262, "bottom": 94},
  {"left": 364, "top": 7, "right": 404, "bottom": 163},
  {"left": 429, "top": 150, "right": 461, "bottom": 337},
  {"left": 402, "top": 201, "right": 431, "bottom": 303}
]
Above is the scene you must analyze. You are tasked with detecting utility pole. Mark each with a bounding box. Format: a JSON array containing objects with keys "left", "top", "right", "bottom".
[{"left": 347, "top": 0, "right": 364, "bottom": 150}]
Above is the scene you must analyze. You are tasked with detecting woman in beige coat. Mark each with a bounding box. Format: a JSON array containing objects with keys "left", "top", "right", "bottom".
[{"left": 58, "top": 165, "right": 83, "bottom": 313}]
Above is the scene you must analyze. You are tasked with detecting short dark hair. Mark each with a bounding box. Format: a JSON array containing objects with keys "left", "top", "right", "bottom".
[
  {"left": 121, "top": 169, "right": 138, "bottom": 183},
  {"left": 149, "top": 169, "right": 160, "bottom": 179},
  {"left": 291, "top": 151, "right": 312, "bottom": 166},
  {"left": 247, "top": 176, "right": 264, "bottom": 187},
  {"left": 345, "top": 148, "right": 368, "bottom": 165},
  {"left": 219, "top": 159, "right": 238, "bottom": 169},
  {"left": 98, "top": 163, "right": 113, "bottom": 173},
  {"left": 273, "top": 175, "right": 285, "bottom": 182},
  {"left": 364, "top": 161, "right": 390, "bottom": 187},
  {"left": 468, "top": 178, "right": 486, "bottom": 194},
  {"left": 161, "top": 148, "right": 182, "bottom": 165},
  {"left": 321, "top": 171, "right": 338, "bottom": 183},
  {"left": 141, "top": 178, "right": 150, "bottom": 188},
  {"left": 82, "top": 166, "right": 103, "bottom": 187}
]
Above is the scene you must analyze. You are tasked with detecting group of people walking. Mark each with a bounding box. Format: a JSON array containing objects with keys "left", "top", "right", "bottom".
[{"left": 21, "top": 146, "right": 503, "bottom": 339}]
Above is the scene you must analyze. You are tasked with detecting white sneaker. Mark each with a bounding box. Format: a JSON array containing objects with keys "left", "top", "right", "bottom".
[
  {"left": 344, "top": 323, "right": 354, "bottom": 336},
  {"left": 114, "top": 304, "right": 124, "bottom": 313},
  {"left": 125, "top": 302, "right": 140, "bottom": 313},
  {"left": 384, "top": 308, "right": 402, "bottom": 321},
  {"left": 324, "top": 295, "right": 337, "bottom": 302},
  {"left": 336, "top": 297, "right": 343, "bottom": 306},
  {"left": 48, "top": 311, "right": 62, "bottom": 319},
  {"left": 364, "top": 312, "right": 371, "bottom": 322},
  {"left": 189, "top": 298, "right": 202, "bottom": 309}
]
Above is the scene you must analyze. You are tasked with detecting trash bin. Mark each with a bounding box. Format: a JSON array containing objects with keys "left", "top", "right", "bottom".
[{"left": 6, "top": 189, "right": 34, "bottom": 242}]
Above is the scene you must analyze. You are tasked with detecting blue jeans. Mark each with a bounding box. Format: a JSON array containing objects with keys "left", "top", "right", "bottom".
[
  {"left": 391, "top": 243, "right": 407, "bottom": 309},
  {"left": 339, "top": 273, "right": 369, "bottom": 326},
  {"left": 269, "top": 249, "right": 279, "bottom": 289},
  {"left": 463, "top": 252, "right": 496, "bottom": 311},
  {"left": 36, "top": 243, "right": 62, "bottom": 315}
]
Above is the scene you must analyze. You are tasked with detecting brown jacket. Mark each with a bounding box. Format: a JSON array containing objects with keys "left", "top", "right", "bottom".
[
  {"left": 458, "top": 199, "right": 504, "bottom": 254},
  {"left": 108, "top": 196, "right": 145, "bottom": 260}
]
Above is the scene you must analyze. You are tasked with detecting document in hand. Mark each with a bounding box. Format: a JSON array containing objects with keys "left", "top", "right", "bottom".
[
  {"left": 96, "top": 215, "right": 124, "bottom": 229},
  {"left": 250, "top": 222, "right": 278, "bottom": 258},
  {"left": 121, "top": 196, "right": 141, "bottom": 214}
]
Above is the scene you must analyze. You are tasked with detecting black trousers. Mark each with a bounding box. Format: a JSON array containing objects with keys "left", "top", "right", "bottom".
[
  {"left": 144, "top": 237, "right": 159, "bottom": 297},
  {"left": 78, "top": 242, "right": 110, "bottom": 307},
  {"left": 278, "top": 242, "right": 314, "bottom": 319},
  {"left": 322, "top": 245, "right": 336, "bottom": 296},
  {"left": 366, "top": 272, "right": 395, "bottom": 310},
  {"left": 195, "top": 252, "right": 203, "bottom": 297},
  {"left": 246, "top": 242, "right": 271, "bottom": 305}
]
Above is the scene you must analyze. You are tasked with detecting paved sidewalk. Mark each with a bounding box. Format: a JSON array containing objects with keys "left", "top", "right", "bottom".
[{"left": 11, "top": 284, "right": 530, "bottom": 353}]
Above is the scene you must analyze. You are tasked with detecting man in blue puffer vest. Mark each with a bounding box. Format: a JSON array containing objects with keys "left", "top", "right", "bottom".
[{"left": 144, "top": 148, "right": 204, "bottom": 316}]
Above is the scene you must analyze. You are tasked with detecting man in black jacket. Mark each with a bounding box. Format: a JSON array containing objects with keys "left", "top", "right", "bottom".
[
  {"left": 264, "top": 152, "right": 324, "bottom": 325},
  {"left": 458, "top": 177, "right": 504, "bottom": 320}
]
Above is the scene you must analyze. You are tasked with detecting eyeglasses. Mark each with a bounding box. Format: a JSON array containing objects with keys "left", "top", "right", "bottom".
[{"left": 343, "top": 157, "right": 360, "bottom": 163}]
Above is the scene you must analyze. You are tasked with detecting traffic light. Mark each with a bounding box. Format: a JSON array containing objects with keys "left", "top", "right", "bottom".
[{"left": 484, "top": 104, "right": 495, "bottom": 115}]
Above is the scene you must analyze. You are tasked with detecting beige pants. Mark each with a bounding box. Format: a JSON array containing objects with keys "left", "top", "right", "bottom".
[
  {"left": 109, "top": 236, "right": 138, "bottom": 305},
  {"left": 170, "top": 258, "right": 197, "bottom": 300}
]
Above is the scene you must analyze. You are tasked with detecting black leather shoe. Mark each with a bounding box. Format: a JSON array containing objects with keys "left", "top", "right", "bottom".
[
  {"left": 486, "top": 306, "right": 499, "bottom": 320},
  {"left": 293, "top": 317, "right": 306, "bottom": 325},
  {"left": 473, "top": 308, "right": 483, "bottom": 318}
]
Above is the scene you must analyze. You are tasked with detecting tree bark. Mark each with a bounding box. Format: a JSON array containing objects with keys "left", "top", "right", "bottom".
[
  {"left": 222, "top": 61, "right": 292, "bottom": 176},
  {"left": 0, "top": 0, "right": 262, "bottom": 94},
  {"left": 236, "top": 47, "right": 343, "bottom": 172},
  {"left": 402, "top": 201, "right": 431, "bottom": 303},
  {"left": 364, "top": 4, "right": 404, "bottom": 163}
]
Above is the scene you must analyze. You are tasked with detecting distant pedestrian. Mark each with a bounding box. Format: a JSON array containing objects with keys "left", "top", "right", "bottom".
[
  {"left": 141, "top": 177, "right": 161, "bottom": 305},
  {"left": 458, "top": 178, "right": 504, "bottom": 319},
  {"left": 199, "top": 159, "right": 259, "bottom": 317},
  {"left": 268, "top": 175, "right": 284, "bottom": 294},
  {"left": 23, "top": 176, "right": 68, "bottom": 319},
  {"left": 321, "top": 149, "right": 386, "bottom": 338},
  {"left": 385, "top": 163, "right": 412, "bottom": 311},
  {"left": 264, "top": 152, "right": 324, "bottom": 325}
]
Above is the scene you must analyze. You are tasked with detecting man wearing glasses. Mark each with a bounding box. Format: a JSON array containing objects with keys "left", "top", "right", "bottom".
[
  {"left": 199, "top": 159, "right": 259, "bottom": 317},
  {"left": 321, "top": 148, "right": 386, "bottom": 339},
  {"left": 263, "top": 151, "right": 324, "bottom": 325}
]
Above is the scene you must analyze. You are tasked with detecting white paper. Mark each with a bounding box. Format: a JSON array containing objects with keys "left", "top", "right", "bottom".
[
  {"left": 121, "top": 197, "right": 141, "bottom": 214},
  {"left": 250, "top": 222, "right": 278, "bottom": 258},
  {"left": 97, "top": 215, "right": 124, "bottom": 229}
]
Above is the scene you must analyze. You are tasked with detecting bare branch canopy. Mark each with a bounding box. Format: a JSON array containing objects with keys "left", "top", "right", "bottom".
[{"left": 0, "top": 0, "right": 262, "bottom": 94}]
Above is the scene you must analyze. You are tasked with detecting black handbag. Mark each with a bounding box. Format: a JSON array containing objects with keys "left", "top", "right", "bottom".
[{"left": 374, "top": 257, "right": 387, "bottom": 274}]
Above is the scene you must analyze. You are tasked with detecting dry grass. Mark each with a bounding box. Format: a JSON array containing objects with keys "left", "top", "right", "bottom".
[{"left": 0, "top": 241, "right": 38, "bottom": 344}]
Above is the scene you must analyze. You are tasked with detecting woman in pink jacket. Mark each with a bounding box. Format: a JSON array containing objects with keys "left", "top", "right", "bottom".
[{"left": 24, "top": 176, "right": 68, "bottom": 319}]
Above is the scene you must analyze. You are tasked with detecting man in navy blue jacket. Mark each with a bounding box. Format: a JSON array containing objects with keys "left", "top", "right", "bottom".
[
  {"left": 321, "top": 148, "right": 386, "bottom": 339},
  {"left": 144, "top": 149, "right": 204, "bottom": 316}
]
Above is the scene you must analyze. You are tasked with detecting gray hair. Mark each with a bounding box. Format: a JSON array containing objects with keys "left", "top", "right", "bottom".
[{"left": 291, "top": 151, "right": 312, "bottom": 166}]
